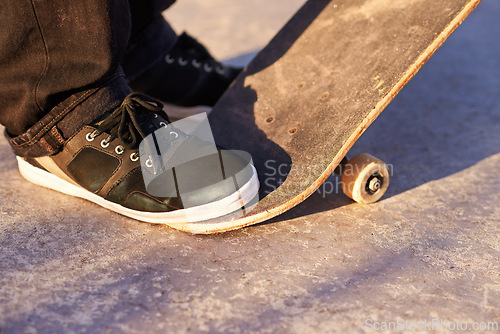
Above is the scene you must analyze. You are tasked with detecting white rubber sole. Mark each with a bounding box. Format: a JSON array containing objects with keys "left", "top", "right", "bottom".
[
  {"left": 163, "top": 103, "right": 212, "bottom": 121},
  {"left": 17, "top": 157, "right": 259, "bottom": 230}
]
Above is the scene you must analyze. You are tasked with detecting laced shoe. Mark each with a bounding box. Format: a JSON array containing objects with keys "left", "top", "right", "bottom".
[
  {"left": 129, "top": 32, "right": 242, "bottom": 120},
  {"left": 17, "top": 93, "right": 259, "bottom": 232}
]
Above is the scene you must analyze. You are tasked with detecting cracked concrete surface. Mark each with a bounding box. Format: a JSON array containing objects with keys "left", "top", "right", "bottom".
[{"left": 0, "top": 0, "right": 499, "bottom": 333}]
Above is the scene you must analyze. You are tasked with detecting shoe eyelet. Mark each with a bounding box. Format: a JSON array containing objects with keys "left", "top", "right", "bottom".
[
  {"left": 86, "top": 130, "right": 98, "bottom": 142},
  {"left": 153, "top": 114, "right": 158, "bottom": 118},
  {"left": 115, "top": 145, "right": 125, "bottom": 155},
  {"left": 178, "top": 57, "right": 188, "bottom": 66},
  {"left": 216, "top": 66, "right": 225, "bottom": 75},
  {"left": 203, "top": 63, "right": 213, "bottom": 72},
  {"left": 170, "top": 131, "right": 179, "bottom": 139},
  {"left": 165, "top": 54, "right": 175, "bottom": 64},
  {"left": 159, "top": 122, "right": 168, "bottom": 128},
  {"left": 101, "top": 138, "right": 110, "bottom": 148},
  {"left": 145, "top": 158, "right": 153, "bottom": 168},
  {"left": 130, "top": 152, "right": 139, "bottom": 162},
  {"left": 192, "top": 59, "right": 201, "bottom": 68}
]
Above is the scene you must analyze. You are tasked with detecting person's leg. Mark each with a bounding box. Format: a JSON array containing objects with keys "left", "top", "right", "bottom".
[
  {"left": 123, "top": 0, "right": 242, "bottom": 120},
  {"left": 121, "top": 0, "right": 178, "bottom": 82},
  {"left": 0, "top": 0, "right": 131, "bottom": 157},
  {"left": 1, "top": 0, "right": 259, "bottom": 228}
]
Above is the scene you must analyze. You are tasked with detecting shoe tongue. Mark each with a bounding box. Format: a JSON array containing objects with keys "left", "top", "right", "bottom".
[
  {"left": 177, "top": 32, "right": 212, "bottom": 60},
  {"left": 91, "top": 111, "right": 111, "bottom": 127},
  {"left": 135, "top": 110, "right": 170, "bottom": 137}
]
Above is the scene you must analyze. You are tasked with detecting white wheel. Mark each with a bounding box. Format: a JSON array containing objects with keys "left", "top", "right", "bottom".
[{"left": 341, "top": 153, "right": 390, "bottom": 204}]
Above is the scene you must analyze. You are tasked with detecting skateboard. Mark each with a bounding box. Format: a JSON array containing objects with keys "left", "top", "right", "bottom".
[{"left": 169, "top": 0, "right": 482, "bottom": 234}]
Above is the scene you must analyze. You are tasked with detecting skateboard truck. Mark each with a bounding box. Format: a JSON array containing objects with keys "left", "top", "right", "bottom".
[{"left": 335, "top": 154, "right": 390, "bottom": 204}]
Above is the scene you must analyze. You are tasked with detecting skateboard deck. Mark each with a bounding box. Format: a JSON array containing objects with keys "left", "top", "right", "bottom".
[{"left": 171, "top": 0, "right": 482, "bottom": 234}]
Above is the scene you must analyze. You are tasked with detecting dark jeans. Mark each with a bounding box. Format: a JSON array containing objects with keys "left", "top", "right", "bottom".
[{"left": 0, "top": 0, "right": 177, "bottom": 157}]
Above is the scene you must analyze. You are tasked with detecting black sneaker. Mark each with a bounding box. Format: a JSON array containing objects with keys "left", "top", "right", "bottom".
[
  {"left": 17, "top": 93, "right": 259, "bottom": 233},
  {"left": 129, "top": 32, "right": 242, "bottom": 120}
]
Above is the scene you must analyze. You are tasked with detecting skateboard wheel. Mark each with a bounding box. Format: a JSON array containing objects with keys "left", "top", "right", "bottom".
[{"left": 341, "top": 153, "right": 390, "bottom": 204}]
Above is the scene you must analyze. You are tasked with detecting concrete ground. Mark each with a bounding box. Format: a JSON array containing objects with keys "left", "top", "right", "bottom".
[{"left": 1, "top": 0, "right": 499, "bottom": 333}]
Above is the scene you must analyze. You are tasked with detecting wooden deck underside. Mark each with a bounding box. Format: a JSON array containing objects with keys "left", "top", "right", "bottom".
[{"left": 172, "top": 0, "right": 482, "bottom": 233}]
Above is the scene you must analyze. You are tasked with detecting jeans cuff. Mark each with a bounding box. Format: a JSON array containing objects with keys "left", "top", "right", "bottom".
[{"left": 6, "top": 74, "right": 132, "bottom": 158}]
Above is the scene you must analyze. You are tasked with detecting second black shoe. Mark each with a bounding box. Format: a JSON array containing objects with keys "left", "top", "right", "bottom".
[{"left": 129, "top": 32, "right": 242, "bottom": 120}]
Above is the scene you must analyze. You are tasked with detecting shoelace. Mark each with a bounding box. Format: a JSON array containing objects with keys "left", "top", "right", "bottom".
[{"left": 92, "top": 93, "right": 170, "bottom": 150}]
